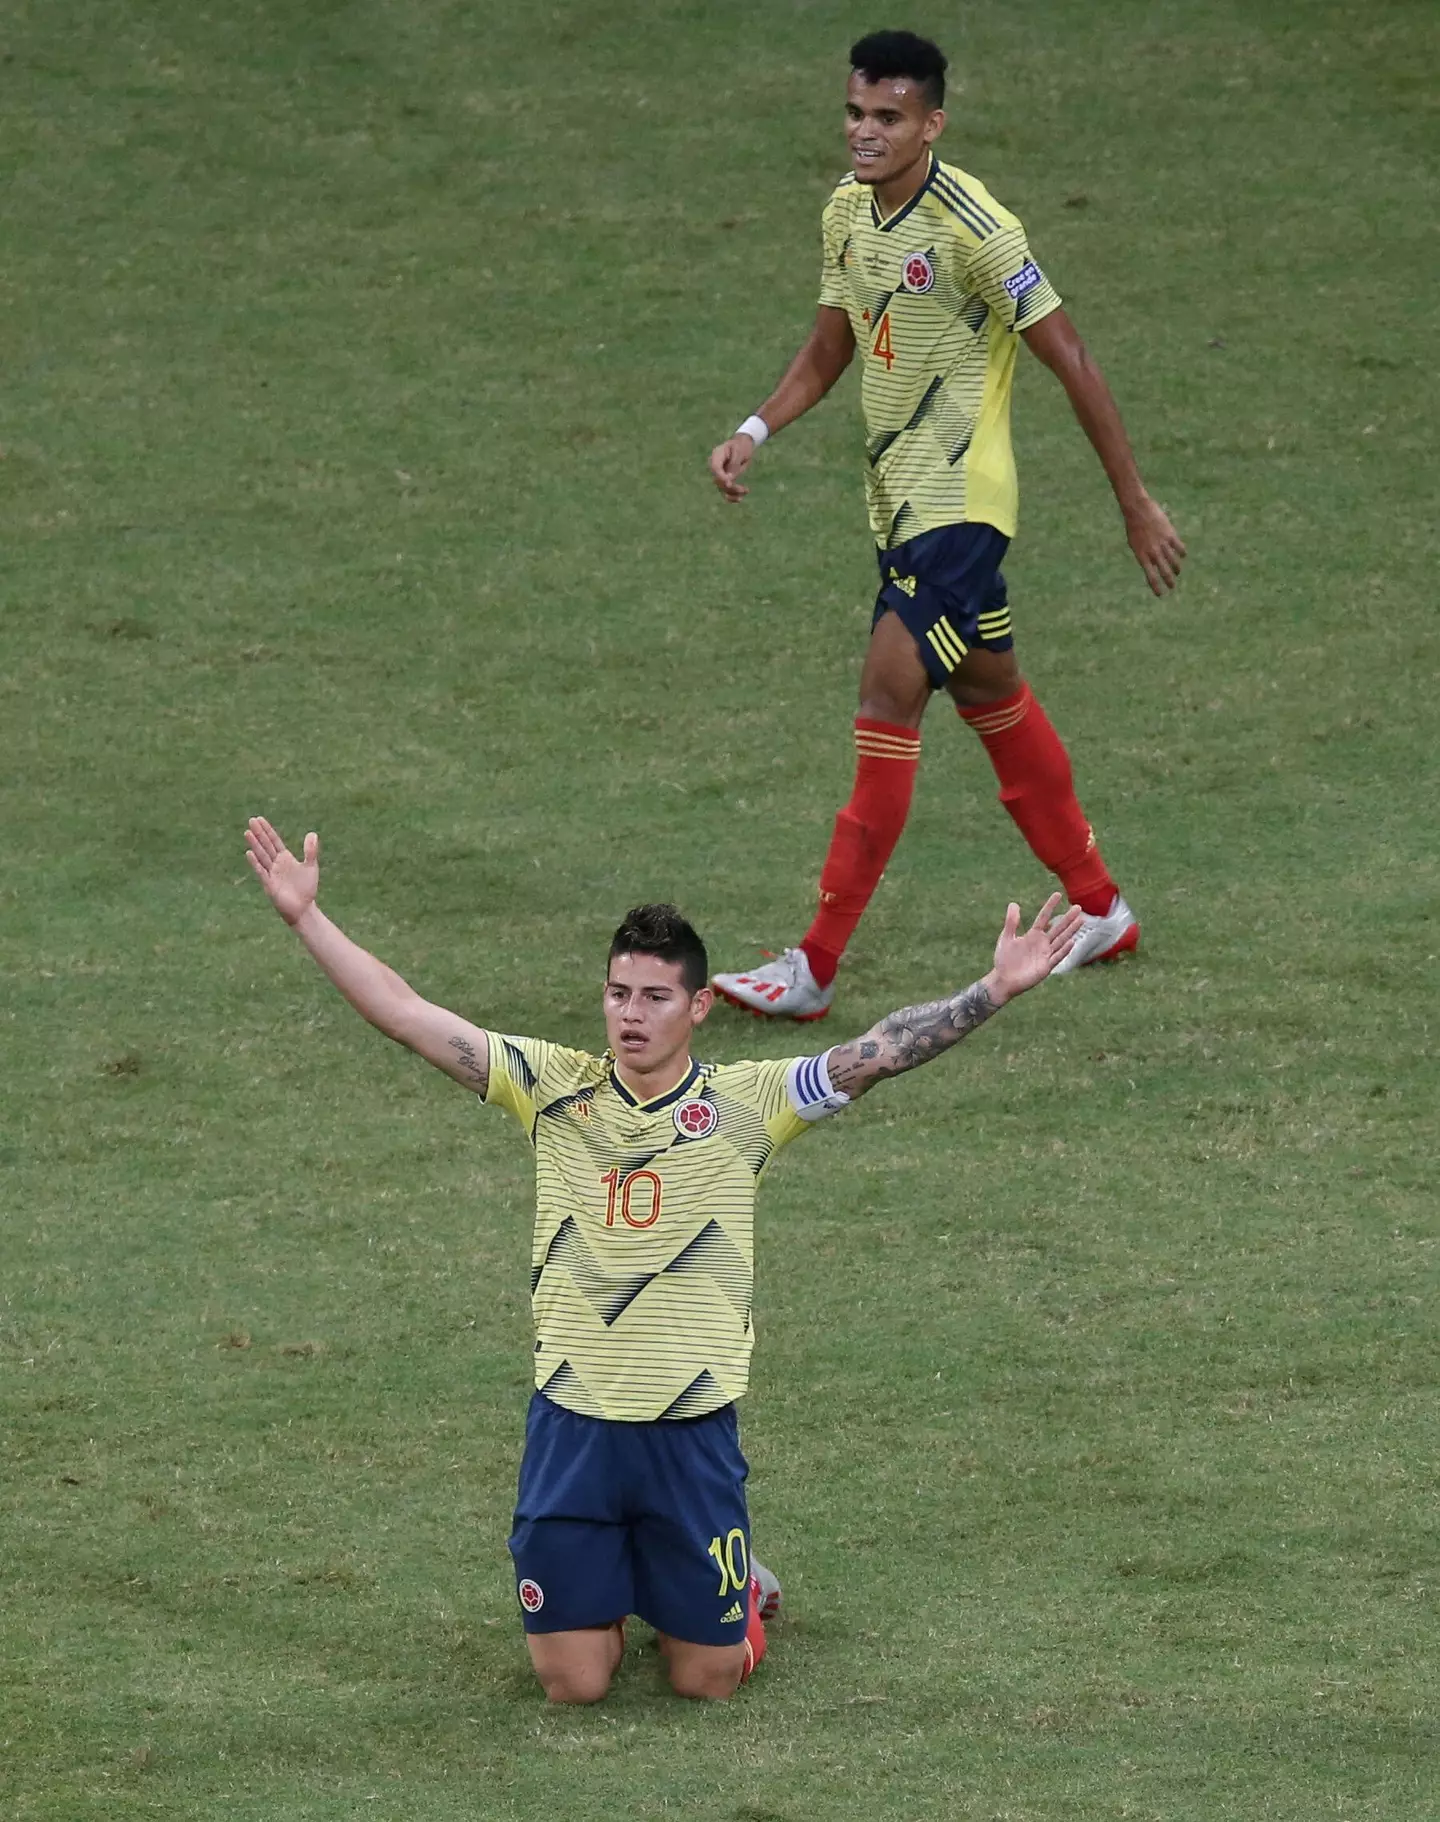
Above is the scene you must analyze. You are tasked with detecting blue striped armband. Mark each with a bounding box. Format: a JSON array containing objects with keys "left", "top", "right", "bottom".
[{"left": 784, "top": 1051, "right": 851, "bottom": 1123}]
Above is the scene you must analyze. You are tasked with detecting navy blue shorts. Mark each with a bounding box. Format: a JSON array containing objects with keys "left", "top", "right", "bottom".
[
  {"left": 508, "top": 1391, "right": 753, "bottom": 1646},
  {"left": 873, "top": 521, "right": 1013, "bottom": 689}
]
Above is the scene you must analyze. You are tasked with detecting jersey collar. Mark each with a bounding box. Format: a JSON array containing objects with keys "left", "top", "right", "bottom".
[
  {"left": 606, "top": 1054, "right": 702, "bottom": 1113},
  {"left": 870, "top": 153, "right": 938, "bottom": 234}
]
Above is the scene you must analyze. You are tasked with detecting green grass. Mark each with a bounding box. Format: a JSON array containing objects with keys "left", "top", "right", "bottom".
[{"left": 3, "top": 1, "right": 1437, "bottom": 1817}]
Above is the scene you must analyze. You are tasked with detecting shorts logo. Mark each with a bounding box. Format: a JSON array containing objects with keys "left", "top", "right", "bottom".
[
  {"left": 901, "top": 250, "right": 935, "bottom": 293},
  {"left": 674, "top": 1098, "right": 718, "bottom": 1139},
  {"left": 518, "top": 1578, "right": 544, "bottom": 1613},
  {"left": 1003, "top": 260, "right": 1043, "bottom": 301},
  {"left": 719, "top": 1599, "right": 745, "bottom": 1624}
]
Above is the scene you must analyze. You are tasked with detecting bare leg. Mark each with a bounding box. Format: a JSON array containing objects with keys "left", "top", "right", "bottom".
[
  {"left": 857, "top": 607, "right": 936, "bottom": 724},
  {"left": 526, "top": 1621, "right": 625, "bottom": 1705},
  {"left": 656, "top": 1633, "right": 750, "bottom": 1701},
  {"left": 944, "top": 642, "right": 1023, "bottom": 707}
]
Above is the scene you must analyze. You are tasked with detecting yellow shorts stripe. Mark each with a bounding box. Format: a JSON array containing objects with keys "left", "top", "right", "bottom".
[{"left": 926, "top": 615, "right": 967, "bottom": 670}]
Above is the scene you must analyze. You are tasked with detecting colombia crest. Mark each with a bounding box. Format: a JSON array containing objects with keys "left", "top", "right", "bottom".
[
  {"left": 674, "top": 1098, "right": 718, "bottom": 1139},
  {"left": 901, "top": 250, "right": 935, "bottom": 293}
]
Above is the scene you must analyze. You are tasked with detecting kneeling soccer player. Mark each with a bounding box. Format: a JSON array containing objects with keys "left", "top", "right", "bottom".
[{"left": 245, "top": 815, "right": 1082, "bottom": 1702}]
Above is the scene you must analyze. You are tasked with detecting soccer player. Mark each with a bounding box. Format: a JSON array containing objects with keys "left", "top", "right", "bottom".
[
  {"left": 709, "top": 30, "right": 1186, "bottom": 1021},
  {"left": 244, "top": 815, "right": 1082, "bottom": 1703}
]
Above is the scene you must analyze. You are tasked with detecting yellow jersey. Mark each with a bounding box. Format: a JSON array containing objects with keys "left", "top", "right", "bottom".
[
  {"left": 482, "top": 1036, "right": 844, "bottom": 1422},
  {"left": 819, "top": 154, "right": 1063, "bottom": 545}
]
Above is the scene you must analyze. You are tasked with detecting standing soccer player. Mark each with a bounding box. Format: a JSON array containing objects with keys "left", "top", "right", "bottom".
[
  {"left": 709, "top": 30, "right": 1185, "bottom": 1021},
  {"left": 244, "top": 815, "right": 1081, "bottom": 1703}
]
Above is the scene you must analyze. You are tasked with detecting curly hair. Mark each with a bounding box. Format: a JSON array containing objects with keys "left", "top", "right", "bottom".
[{"left": 850, "top": 30, "right": 948, "bottom": 109}]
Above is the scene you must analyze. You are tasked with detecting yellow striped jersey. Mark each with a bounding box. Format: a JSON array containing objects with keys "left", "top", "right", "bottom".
[
  {"left": 819, "top": 154, "right": 1063, "bottom": 545},
  {"left": 481, "top": 1036, "right": 846, "bottom": 1422}
]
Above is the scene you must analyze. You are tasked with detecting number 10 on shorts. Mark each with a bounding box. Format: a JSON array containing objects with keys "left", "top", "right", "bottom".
[{"left": 708, "top": 1527, "right": 748, "bottom": 1596}]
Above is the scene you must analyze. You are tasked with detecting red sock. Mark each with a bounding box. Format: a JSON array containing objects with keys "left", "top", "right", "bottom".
[
  {"left": 957, "top": 685, "right": 1116, "bottom": 916},
  {"left": 739, "top": 1576, "right": 768, "bottom": 1683},
  {"left": 801, "top": 718, "right": 920, "bottom": 986}
]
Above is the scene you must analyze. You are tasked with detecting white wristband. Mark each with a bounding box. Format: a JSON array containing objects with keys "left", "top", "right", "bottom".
[{"left": 734, "top": 414, "right": 770, "bottom": 447}]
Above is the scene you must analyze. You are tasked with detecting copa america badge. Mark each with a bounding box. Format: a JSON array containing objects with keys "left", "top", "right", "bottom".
[
  {"left": 902, "top": 250, "right": 935, "bottom": 293},
  {"left": 674, "top": 1098, "right": 718, "bottom": 1139}
]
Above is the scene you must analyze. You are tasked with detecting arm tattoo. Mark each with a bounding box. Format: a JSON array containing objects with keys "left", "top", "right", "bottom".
[
  {"left": 827, "top": 979, "right": 999, "bottom": 1097},
  {"left": 447, "top": 1033, "right": 488, "bottom": 1092}
]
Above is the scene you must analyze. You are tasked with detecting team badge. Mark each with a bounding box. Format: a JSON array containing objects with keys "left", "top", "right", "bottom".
[
  {"left": 674, "top": 1098, "right": 718, "bottom": 1139},
  {"left": 518, "top": 1578, "right": 545, "bottom": 1613},
  {"left": 901, "top": 250, "right": 935, "bottom": 293}
]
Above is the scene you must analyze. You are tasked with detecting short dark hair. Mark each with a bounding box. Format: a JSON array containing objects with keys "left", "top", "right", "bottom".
[
  {"left": 608, "top": 903, "right": 709, "bottom": 994},
  {"left": 849, "top": 30, "right": 948, "bottom": 109}
]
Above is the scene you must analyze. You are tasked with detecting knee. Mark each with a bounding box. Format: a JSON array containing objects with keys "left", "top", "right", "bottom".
[
  {"left": 947, "top": 651, "right": 1022, "bottom": 708},
  {"left": 540, "top": 1667, "right": 613, "bottom": 1705},
  {"left": 667, "top": 1662, "right": 743, "bottom": 1702},
  {"left": 857, "top": 689, "right": 926, "bottom": 728}
]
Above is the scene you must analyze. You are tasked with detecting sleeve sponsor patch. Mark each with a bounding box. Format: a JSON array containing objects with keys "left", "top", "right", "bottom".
[{"left": 1002, "top": 260, "right": 1044, "bottom": 301}]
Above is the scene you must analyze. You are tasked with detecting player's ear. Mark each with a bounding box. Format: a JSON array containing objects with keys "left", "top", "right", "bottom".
[
  {"left": 924, "top": 107, "right": 945, "bottom": 144},
  {"left": 690, "top": 986, "right": 714, "bottom": 1025}
]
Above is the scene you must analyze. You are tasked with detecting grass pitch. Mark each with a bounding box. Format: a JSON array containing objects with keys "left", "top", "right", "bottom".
[{"left": 3, "top": 2, "right": 1436, "bottom": 1818}]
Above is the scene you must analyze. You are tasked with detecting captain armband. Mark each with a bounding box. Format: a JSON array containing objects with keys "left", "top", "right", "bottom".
[{"left": 784, "top": 1052, "right": 851, "bottom": 1124}]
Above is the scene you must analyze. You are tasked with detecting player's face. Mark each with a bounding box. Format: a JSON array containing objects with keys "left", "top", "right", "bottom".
[
  {"left": 845, "top": 74, "right": 943, "bottom": 192},
  {"left": 604, "top": 952, "right": 712, "bottom": 1085}
]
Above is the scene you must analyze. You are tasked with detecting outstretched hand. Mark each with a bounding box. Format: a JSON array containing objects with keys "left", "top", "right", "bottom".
[
  {"left": 245, "top": 816, "right": 319, "bottom": 926},
  {"left": 989, "top": 894, "right": 1086, "bottom": 1001}
]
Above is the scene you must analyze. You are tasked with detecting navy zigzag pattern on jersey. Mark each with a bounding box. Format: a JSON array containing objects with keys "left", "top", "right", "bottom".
[
  {"left": 503, "top": 1040, "right": 537, "bottom": 1093},
  {"left": 869, "top": 373, "right": 945, "bottom": 468},
  {"left": 531, "top": 1215, "right": 654, "bottom": 1323},
  {"left": 540, "top": 1358, "right": 593, "bottom": 1406},
  {"left": 664, "top": 1219, "right": 751, "bottom": 1314},
  {"left": 661, "top": 1370, "right": 728, "bottom": 1420}
]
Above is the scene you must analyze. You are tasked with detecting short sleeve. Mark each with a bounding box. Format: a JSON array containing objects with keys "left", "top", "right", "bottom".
[
  {"left": 480, "top": 1032, "right": 555, "bottom": 1138},
  {"left": 818, "top": 187, "right": 851, "bottom": 310},
  {"left": 964, "top": 218, "right": 1063, "bottom": 333},
  {"left": 741, "top": 1054, "right": 850, "bottom": 1159}
]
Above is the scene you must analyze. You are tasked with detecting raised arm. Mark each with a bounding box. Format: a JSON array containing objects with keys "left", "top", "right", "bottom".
[
  {"left": 709, "top": 305, "right": 856, "bottom": 502},
  {"left": 1021, "top": 308, "right": 1186, "bottom": 597},
  {"left": 244, "top": 817, "right": 491, "bottom": 1096},
  {"left": 825, "top": 895, "right": 1083, "bottom": 1100}
]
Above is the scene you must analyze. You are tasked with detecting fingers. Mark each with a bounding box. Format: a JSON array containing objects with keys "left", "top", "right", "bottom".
[
  {"left": 1052, "top": 906, "right": 1085, "bottom": 953},
  {"left": 303, "top": 832, "right": 319, "bottom": 864},
  {"left": 1030, "top": 891, "right": 1064, "bottom": 933},
  {"left": 246, "top": 816, "right": 284, "bottom": 863},
  {"left": 708, "top": 440, "right": 752, "bottom": 503},
  {"left": 1140, "top": 527, "right": 1186, "bottom": 594}
]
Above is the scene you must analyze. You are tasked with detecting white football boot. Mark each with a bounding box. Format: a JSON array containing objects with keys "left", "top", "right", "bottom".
[
  {"left": 711, "top": 948, "right": 834, "bottom": 1022},
  {"left": 1051, "top": 893, "right": 1141, "bottom": 974},
  {"left": 750, "top": 1556, "right": 783, "bottom": 1622}
]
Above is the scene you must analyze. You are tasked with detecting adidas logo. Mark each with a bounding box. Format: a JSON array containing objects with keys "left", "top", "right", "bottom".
[{"left": 719, "top": 1600, "right": 744, "bottom": 1624}]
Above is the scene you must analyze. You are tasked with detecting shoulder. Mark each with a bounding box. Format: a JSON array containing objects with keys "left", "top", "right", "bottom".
[
  {"left": 488, "top": 1032, "right": 604, "bottom": 1091},
  {"left": 704, "top": 1055, "right": 789, "bottom": 1099},
  {"left": 929, "top": 159, "right": 1024, "bottom": 243},
  {"left": 822, "top": 172, "right": 862, "bottom": 223}
]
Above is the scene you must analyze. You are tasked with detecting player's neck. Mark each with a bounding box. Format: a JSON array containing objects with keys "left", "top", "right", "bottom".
[
  {"left": 613, "top": 1049, "right": 694, "bottom": 1103},
  {"left": 874, "top": 150, "right": 934, "bottom": 220}
]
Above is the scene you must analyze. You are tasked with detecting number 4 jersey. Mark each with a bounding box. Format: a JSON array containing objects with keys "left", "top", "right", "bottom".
[
  {"left": 481, "top": 1035, "right": 848, "bottom": 1422},
  {"left": 819, "top": 153, "right": 1063, "bottom": 548}
]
